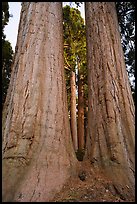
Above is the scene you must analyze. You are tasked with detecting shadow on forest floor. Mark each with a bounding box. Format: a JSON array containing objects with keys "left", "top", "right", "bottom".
[{"left": 51, "top": 160, "right": 135, "bottom": 202}]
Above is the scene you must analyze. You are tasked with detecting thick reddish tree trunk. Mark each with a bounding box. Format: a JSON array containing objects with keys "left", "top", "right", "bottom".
[
  {"left": 85, "top": 2, "right": 135, "bottom": 199},
  {"left": 2, "top": 3, "right": 78, "bottom": 202},
  {"left": 70, "top": 71, "right": 78, "bottom": 151}
]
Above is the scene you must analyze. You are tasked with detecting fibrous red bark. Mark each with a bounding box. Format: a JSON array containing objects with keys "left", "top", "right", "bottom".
[
  {"left": 78, "top": 75, "right": 85, "bottom": 150},
  {"left": 2, "top": 3, "right": 78, "bottom": 202},
  {"left": 85, "top": 2, "right": 135, "bottom": 199},
  {"left": 70, "top": 71, "right": 78, "bottom": 151}
]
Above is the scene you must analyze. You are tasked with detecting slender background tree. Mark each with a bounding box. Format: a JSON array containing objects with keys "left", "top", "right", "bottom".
[{"left": 63, "top": 5, "right": 87, "bottom": 157}]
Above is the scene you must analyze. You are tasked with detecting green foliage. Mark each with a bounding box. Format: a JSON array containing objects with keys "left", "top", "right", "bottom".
[
  {"left": 2, "top": 2, "right": 9, "bottom": 29},
  {"left": 2, "top": 2, "right": 13, "bottom": 40},
  {"left": 116, "top": 2, "right": 135, "bottom": 102},
  {"left": 63, "top": 5, "right": 85, "bottom": 70},
  {"left": 63, "top": 5, "right": 87, "bottom": 111},
  {"left": 2, "top": 2, "right": 14, "bottom": 106},
  {"left": 74, "top": 2, "right": 83, "bottom": 7},
  {"left": 2, "top": 40, "right": 13, "bottom": 104},
  {"left": 68, "top": 2, "right": 83, "bottom": 8}
]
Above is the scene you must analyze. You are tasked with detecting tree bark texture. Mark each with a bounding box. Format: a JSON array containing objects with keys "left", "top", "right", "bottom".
[
  {"left": 2, "top": 2, "right": 78, "bottom": 202},
  {"left": 78, "top": 75, "right": 85, "bottom": 150},
  {"left": 85, "top": 2, "right": 135, "bottom": 197},
  {"left": 70, "top": 71, "right": 78, "bottom": 151}
]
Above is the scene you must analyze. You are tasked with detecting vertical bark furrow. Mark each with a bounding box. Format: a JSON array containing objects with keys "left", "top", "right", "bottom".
[{"left": 78, "top": 76, "right": 85, "bottom": 150}]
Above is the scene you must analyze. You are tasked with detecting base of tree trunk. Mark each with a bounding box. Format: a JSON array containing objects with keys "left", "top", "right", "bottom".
[
  {"left": 89, "top": 161, "right": 135, "bottom": 200},
  {"left": 2, "top": 158, "right": 80, "bottom": 202},
  {"left": 51, "top": 160, "right": 135, "bottom": 202}
]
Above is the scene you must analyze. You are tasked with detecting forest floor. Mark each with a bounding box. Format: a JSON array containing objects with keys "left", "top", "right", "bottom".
[{"left": 51, "top": 161, "right": 135, "bottom": 202}]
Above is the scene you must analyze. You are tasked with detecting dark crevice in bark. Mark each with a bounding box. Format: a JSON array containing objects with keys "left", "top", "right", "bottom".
[
  {"left": 30, "top": 170, "right": 40, "bottom": 201},
  {"left": 3, "top": 155, "right": 28, "bottom": 162}
]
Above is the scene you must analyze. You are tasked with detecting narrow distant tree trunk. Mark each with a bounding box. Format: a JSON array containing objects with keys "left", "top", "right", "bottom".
[
  {"left": 2, "top": 2, "right": 78, "bottom": 202},
  {"left": 70, "top": 71, "right": 78, "bottom": 151},
  {"left": 78, "top": 75, "right": 84, "bottom": 150},
  {"left": 85, "top": 2, "right": 135, "bottom": 198}
]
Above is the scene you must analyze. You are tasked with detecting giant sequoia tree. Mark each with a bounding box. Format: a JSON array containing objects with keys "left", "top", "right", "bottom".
[
  {"left": 85, "top": 2, "right": 135, "bottom": 198},
  {"left": 2, "top": 2, "right": 78, "bottom": 202}
]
